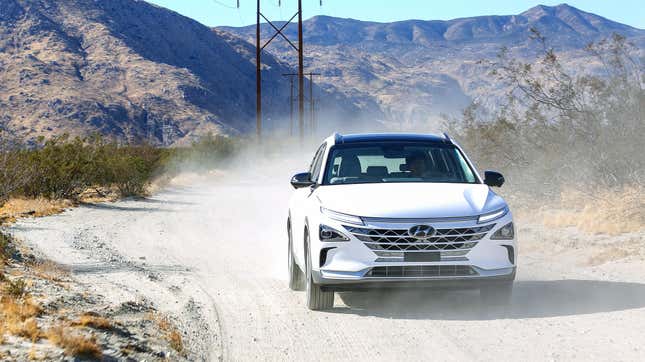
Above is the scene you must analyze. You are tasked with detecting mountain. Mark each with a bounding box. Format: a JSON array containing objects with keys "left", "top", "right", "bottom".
[
  {"left": 221, "top": 4, "right": 645, "bottom": 128},
  {"left": 1, "top": 2, "right": 642, "bottom": 142},
  {"left": 0, "top": 0, "right": 364, "bottom": 145}
]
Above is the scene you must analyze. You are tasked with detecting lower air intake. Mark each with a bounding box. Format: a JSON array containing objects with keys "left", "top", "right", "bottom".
[{"left": 366, "top": 265, "right": 478, "bottom": 278}]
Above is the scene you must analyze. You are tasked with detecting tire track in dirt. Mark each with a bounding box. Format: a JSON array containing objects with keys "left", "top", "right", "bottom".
[{"left": 9, "top": 178, "right": 645, "bottom": 361}]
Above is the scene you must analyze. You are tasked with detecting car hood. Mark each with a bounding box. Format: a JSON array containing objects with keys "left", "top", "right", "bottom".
[{"left": 315, "top": 183, "right": 506, "bottom": 219}]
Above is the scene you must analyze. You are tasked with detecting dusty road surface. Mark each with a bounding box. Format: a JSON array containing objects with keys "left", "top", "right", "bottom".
[{"left": 9, "top": 167, "right": 645, "bottom": 361}]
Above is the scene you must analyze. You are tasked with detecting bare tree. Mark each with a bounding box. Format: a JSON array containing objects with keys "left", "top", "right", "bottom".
[{"left": 450, "top": 30, "right": 644, "bottom": 192}]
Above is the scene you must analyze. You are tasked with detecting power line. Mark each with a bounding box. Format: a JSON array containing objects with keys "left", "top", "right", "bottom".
[
  {"left": 211, "top": 0, "right": 239, "bottom": 9},
  {"left": 284, "top": 72, "right": 321, "bottom": 135},
  {"left": 252, "top": 0, "right": 306, "bottom": 143},
  {"left": 282, "top": 73, "right": 296, "bottom": 136}
]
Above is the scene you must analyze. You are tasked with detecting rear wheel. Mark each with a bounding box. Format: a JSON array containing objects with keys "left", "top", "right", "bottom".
[
  {"left": 287, "top": 219, "right": 305, "bottom": 291},
  {"left": 304, "top": 232, "right": 334, "bottom": 310}
]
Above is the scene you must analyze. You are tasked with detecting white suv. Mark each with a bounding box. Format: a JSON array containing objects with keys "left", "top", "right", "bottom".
[{"left": 287, "top": 133, "right": 516, "bottom": 310}]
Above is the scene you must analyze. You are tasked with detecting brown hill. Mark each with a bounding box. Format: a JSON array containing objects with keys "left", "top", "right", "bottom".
[{"left": 0, "top": 0, "right": 364, "bottom": 144}]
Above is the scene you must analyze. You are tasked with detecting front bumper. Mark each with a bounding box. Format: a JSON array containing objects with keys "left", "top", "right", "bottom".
[
  {"left": 311, "top": 211, "right": 517, "bottom": 290},
  {"left": 314, "top": 267, "right": 516, "bottom": 291}
]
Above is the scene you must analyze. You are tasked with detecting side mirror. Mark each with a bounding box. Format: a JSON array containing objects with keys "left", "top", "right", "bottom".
[
  {"left": 484, "top": 170, "right": 505, "bottom": 187},
  {"left": 291, "top": 172, "right": 315, "bottom": 189}
]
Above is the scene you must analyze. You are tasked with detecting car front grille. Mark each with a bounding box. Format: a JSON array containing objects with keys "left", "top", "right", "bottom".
[
  {"left": 366, "top": 265, "right": 478, "bottom": 278},
  {"left": 345, "top": 224, "right": 495, "bottom": 253}
]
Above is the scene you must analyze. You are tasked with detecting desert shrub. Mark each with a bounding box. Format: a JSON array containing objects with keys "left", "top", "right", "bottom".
[
  {"left": 0, "top": 137, "right": 33, "bottom": 206},
  {"left": 0, "top": 133, "right": 237, "bottom": 202},
  {"left": 21, "top": 135, "right": 98, "bottom": 199},
  {"left": 102, "top": 145, "right": 167, "bottom": 197},
  {"left": 163, "top": 133, "right": 238, "bottom": 174},
  {"left": 448, "top": 31, "right": 644, "bottom": 197},
  {"left": 4, "top": 279, "right": 28, "bottom": 298},
  {"left": 0, "top": 231, "right": 13, "bottom": 264}
]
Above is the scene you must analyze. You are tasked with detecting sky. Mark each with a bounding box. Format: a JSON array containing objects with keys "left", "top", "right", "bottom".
[{"left": 146, "top": 0, "right": 645, "bottom": 29}]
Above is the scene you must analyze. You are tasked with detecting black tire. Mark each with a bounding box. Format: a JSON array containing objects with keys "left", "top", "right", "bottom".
[
  {"left": 288, "top": 219, "right": 305, "bottom": 291},
  {"left": 304, "top": 232, "right": 334, "bottom": 310},
  {"left": 480, "top": 282, "right": 513, "bottom": 305}
]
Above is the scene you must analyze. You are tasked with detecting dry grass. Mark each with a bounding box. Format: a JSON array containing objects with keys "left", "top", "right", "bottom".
[
  {"left": 0, "top": 295, "right": 42, "bottom": 322},
  {"left": 8, "top": 317, "right": 41, "bottom": 342},
  {"left": 167, "top": 329, "right": 184, "bottom": 353},
  {"left": 583, "top": 237, "right": 644, "bottom": 266},
  {"left": 149, "top": 312, "right": 184, "bottom": 354},
  {"left": 46, "top": 325, "right": 102, "bottom": 359},
  {"left": 73, "top": 313, "right": 113, "bottom": 330},
  {"left": 0, "top": 197, "right": 73, "bottom": 224},
  {"left": 0, "top": 322, "right": 6, "bottom": 344},
  {"left": 0, "top": 188, "right": 121, "bottom": 226},
  {"left": 0, "top": 295, "right": 43, "bottom": 344},
  {"left": 586, "top": 248, "right": 632, "bottom": 266},
  {"left": 520, "top": 186, "right": 645, "bottom": 235},
  {"left": 28, "top": 260, "right": 70, "bottom": 284},
  {"left": 77, "top": 186, "right": 121, "bottom": 204}
]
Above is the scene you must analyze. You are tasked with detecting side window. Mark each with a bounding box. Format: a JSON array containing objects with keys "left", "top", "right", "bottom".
[{"left": 310, "top": 143, "right": 327, "bottom": 183}]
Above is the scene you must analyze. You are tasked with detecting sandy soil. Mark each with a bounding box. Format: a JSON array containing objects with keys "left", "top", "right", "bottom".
[{"left": 8, "top": 170, "right": 645, "bottom": 361}]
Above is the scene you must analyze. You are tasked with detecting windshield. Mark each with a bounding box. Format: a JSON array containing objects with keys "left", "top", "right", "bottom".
[{"left": 322, "top": 142, "right": 478, "bottom": 185}]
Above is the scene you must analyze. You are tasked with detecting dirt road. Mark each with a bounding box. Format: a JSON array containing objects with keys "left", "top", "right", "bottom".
[{"left": 9, "top": 171, "right": 645, "bottom": 361}]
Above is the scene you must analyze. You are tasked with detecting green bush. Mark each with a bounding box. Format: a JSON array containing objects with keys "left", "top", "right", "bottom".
[
  {"left": 163, "top": 133, "right": 238, "bottom": 174},
  {"left": 4, "top": 278, "right": 27, "bottom": 298},
  {"left": 0, "top": 232, "right": 11, "bottom": 263},
  {"left": 0, "top": 133, "right": 238, "bottom": 203}
]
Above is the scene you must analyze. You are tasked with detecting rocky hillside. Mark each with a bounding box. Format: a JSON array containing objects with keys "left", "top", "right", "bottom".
[
  {"left": 1, "top": 1, "right": 642, "bottom": 142},
  {"left": 221, "top": 4, "right": 645, "bottom": 128},
  {"left": 0, "top": 0, "right": 364, "bottom": 145}
]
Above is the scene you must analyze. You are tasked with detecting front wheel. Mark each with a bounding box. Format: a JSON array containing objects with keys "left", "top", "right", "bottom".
[
  {"left": 305, "top": 232, "right": 334, "bottom": 310},
  {"left": 288, "top": 219, "right": 305, "bottom": 291}
]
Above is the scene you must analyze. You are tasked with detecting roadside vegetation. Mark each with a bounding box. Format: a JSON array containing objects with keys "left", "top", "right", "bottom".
[
  {"left": 0, "top": 133, "right": 238, "bottom": 212},
  {"left": 448, "top": 31, "right": 644, "bottom": 234},
  {"left": 0, "top": 133, "right": 235, "bottom": 357},
  {"left": 0, "top": 229, "right": 190, "bottom": 359}
]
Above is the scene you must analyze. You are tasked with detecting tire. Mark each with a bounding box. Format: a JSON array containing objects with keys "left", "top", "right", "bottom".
[
  {"left": 288, "top": 219, "right": 305, "bottom": 291},
  {"left": 304, "top": 232, "right": 334, "bottom": 310},
  {"left": 480, "top": 282, "right": 513, "bottom": 305}
]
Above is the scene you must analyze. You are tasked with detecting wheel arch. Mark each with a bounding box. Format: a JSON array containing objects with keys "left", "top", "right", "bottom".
[{"left": 303, "top": 217, "right": 310, "bottom": 263}]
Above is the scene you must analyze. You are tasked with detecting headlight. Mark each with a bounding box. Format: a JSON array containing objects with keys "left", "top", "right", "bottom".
[
  {"left": 478, "top": 207, "right": 508, "bottom": 224},
  {"left": 491, "top": 222, "right": 514, "bottom": 240},
  {"left": 320, "top": 207, "right": 364, "bottom": 225},
  {"left": 319, "top": 224, "right": 349, "bottom": 242}
]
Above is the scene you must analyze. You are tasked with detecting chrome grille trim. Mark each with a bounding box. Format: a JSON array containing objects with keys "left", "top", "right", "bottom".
[
  {"left": 345, "top": 224, "right": 494, "bottom": 252},
  {"left": 361, "top": 215, "right": 478, "bottom": 223},
  {"left": 366, "top": 265, "right": 478, "bottom": 278}
]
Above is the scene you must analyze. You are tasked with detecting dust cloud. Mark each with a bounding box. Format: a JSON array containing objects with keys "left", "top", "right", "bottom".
[
  {"left": 166, "top": 124, "right": 644, "bottom": 316},
  {"left": 9, "top": 124, "right": 645, "bottom": 360}
]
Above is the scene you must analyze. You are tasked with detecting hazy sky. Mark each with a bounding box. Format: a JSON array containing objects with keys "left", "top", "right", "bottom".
[{"left": 146, "top": 0, "right": 644, "bottom": 29}]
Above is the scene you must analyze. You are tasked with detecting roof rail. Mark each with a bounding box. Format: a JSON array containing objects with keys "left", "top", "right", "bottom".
[
  {"left": 333, "top": 132, "right": 343, "bottom": 144},
  {"left": 442, "top": 132, "right": 453, "bottom": 144}
]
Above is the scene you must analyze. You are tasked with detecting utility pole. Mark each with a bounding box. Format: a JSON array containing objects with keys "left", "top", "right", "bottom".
[
  {"left": 282, "top": 73, "right": 296, "bottom": 136},
  {"left": 256, "top": 0, "right": 261, "bottom": 140},
  {"left": 297, "top": 0, "right": 304, "bottom": 144},
  {"left": 284, "top": 72, "right": 320, "bottom": 137},
  {"left": 307, "top": 72, "right": 321, "bottom": 134},
  {"left": 255, "top": 0, "right": 305, "bottom": 143}
]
